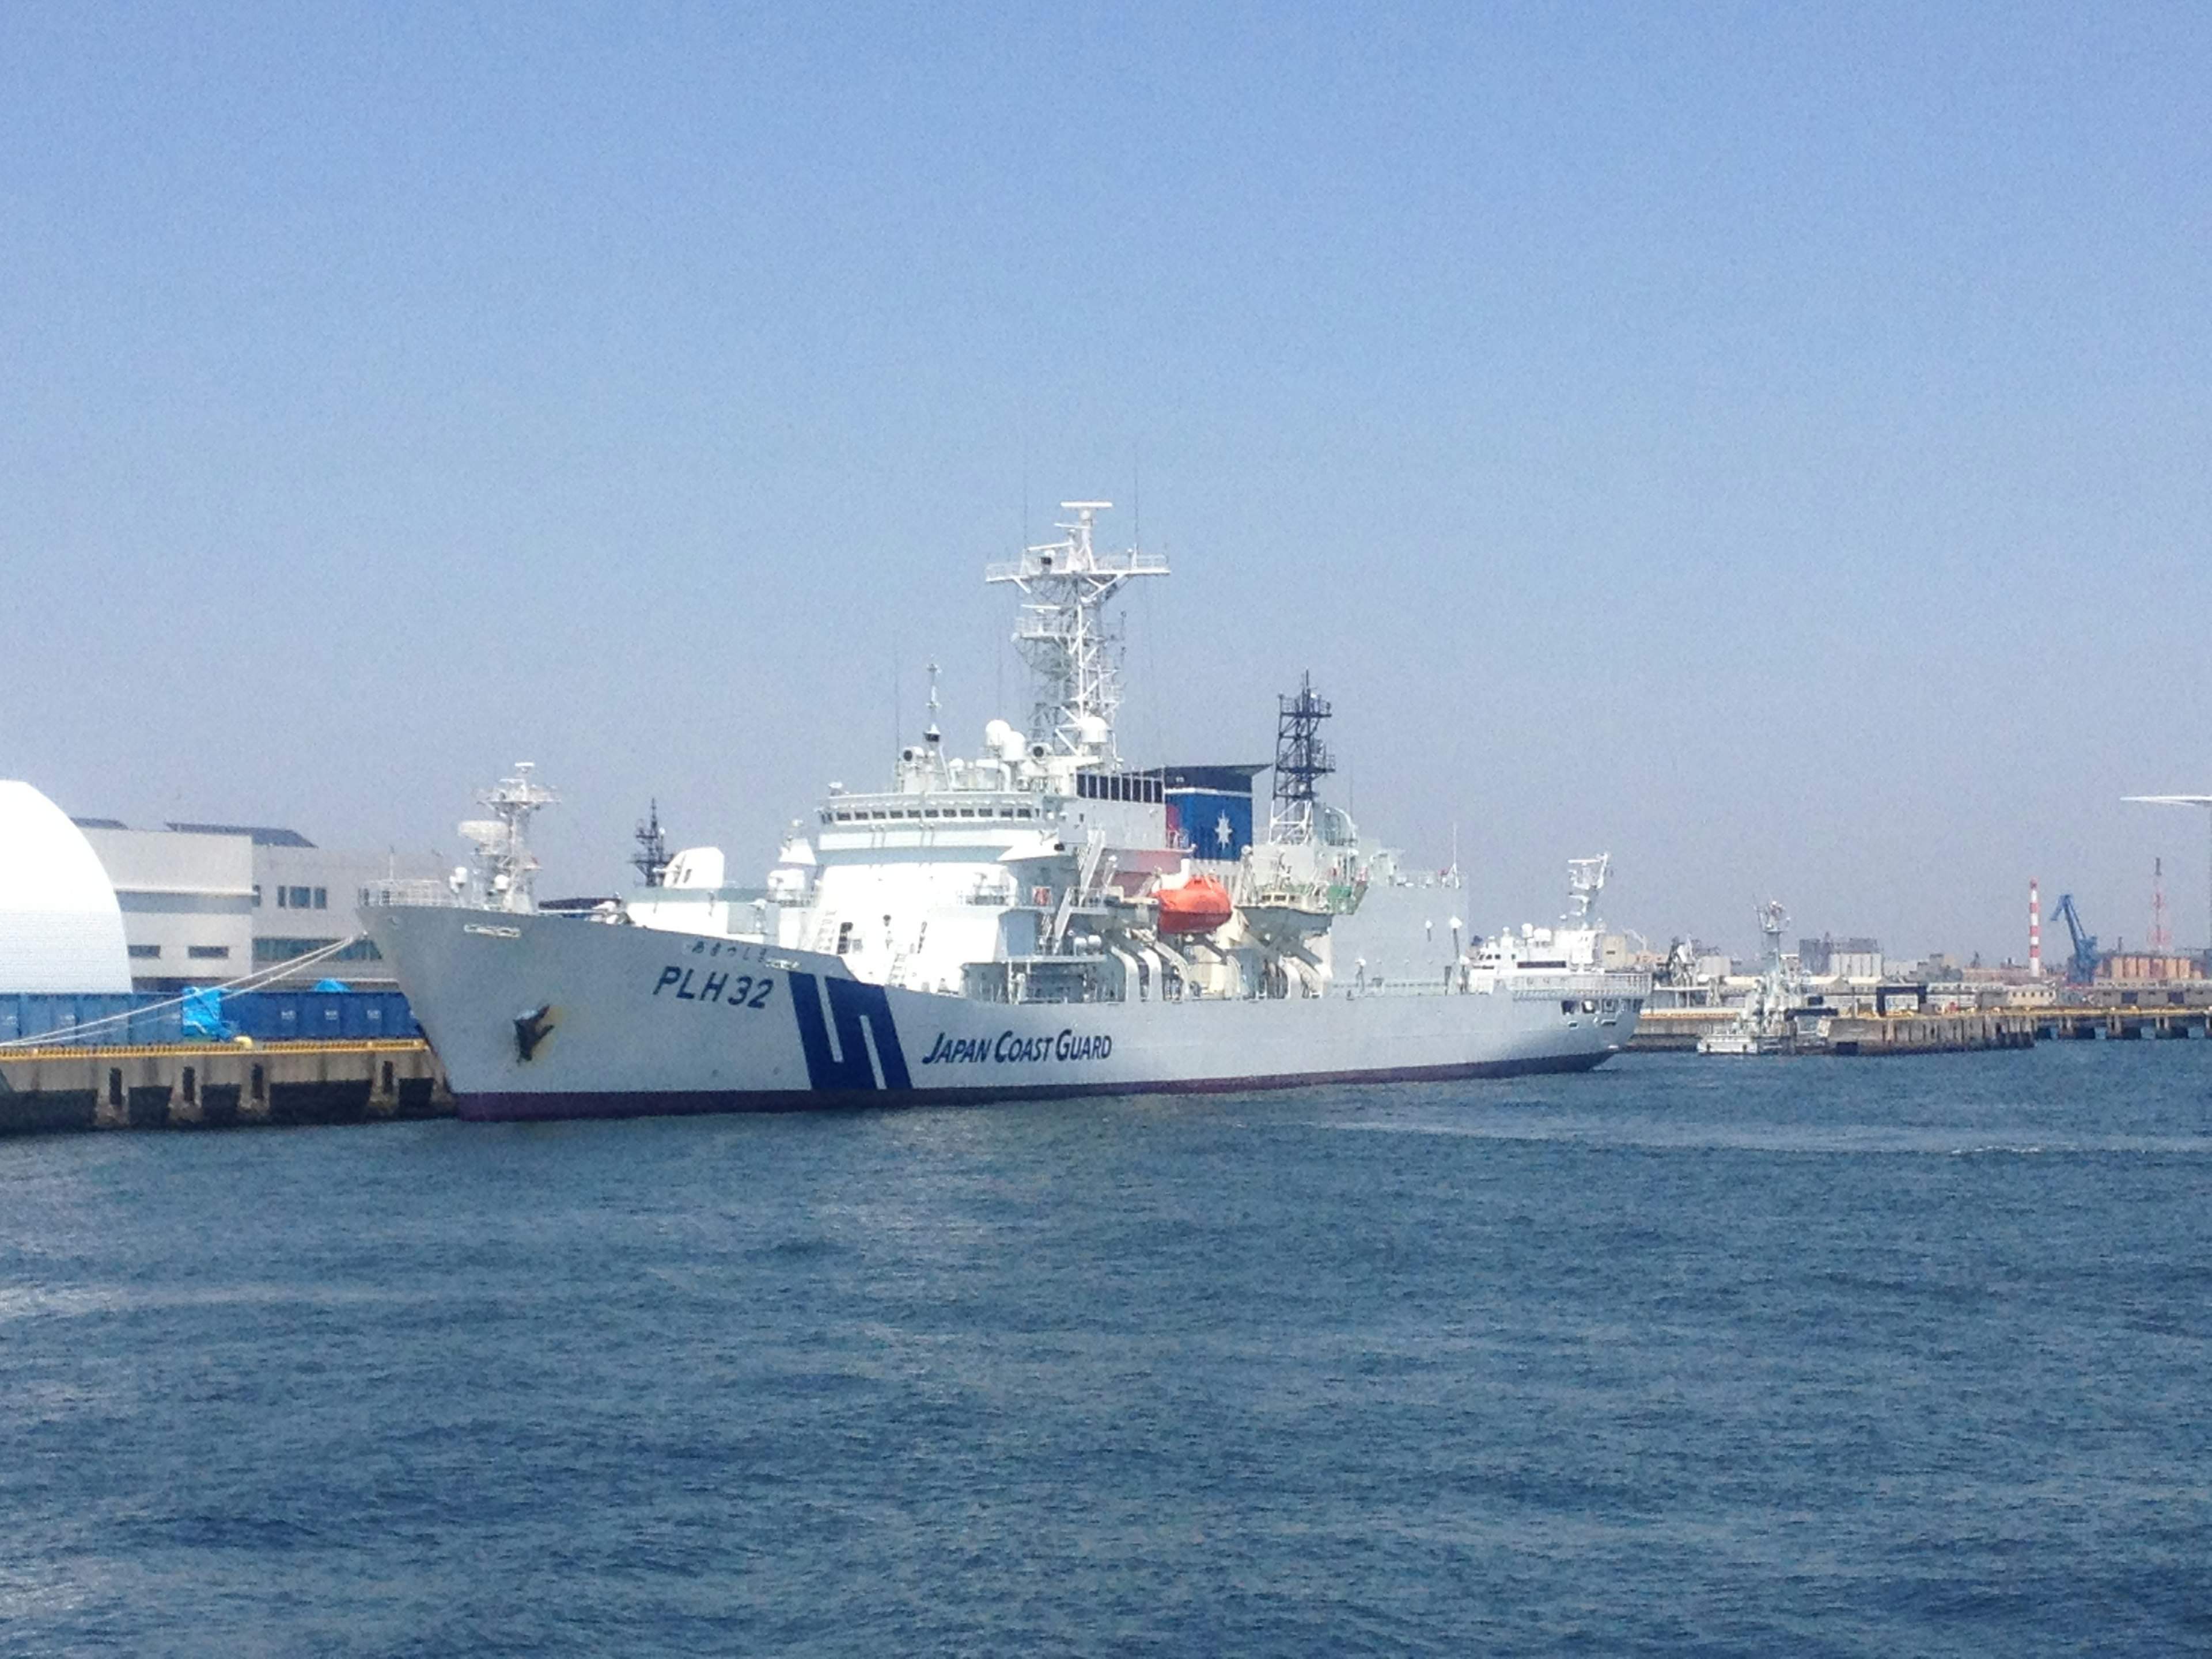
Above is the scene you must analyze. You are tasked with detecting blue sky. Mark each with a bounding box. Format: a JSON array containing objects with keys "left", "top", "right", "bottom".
[{"left": 4, "top": 3, "right": 2207, "bottom": 959}]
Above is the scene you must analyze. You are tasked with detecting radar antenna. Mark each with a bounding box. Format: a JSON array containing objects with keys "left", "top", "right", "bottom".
[
  {"left": 1270, "top": 671, "right": 1335, "bottom": 843},
  {"left": 458, "top": 762, "right": 558, "bottom": 913},
  {"left": 984, "top": 501, "right": 1167, "bottom": 763},
  {"left": 1566, "top": 854, "right": 1610, "bottom": 924}
]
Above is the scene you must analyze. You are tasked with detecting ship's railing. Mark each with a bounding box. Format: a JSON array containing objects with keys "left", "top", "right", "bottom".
[
  {"left": 983, "top": 550, "right": 1170, "bottom": 582},
  {"left": 361, "top": 879, "right": 461, "bottom": 908}
]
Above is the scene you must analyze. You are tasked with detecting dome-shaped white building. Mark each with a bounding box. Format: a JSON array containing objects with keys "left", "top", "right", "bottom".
[{"left": 0, "top": 780, "right": 131, "bottom": 994}]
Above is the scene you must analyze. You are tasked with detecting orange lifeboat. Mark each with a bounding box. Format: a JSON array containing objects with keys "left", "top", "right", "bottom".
[{"left": 1156, "top": 874, "right": 1233, "bottom": 935}]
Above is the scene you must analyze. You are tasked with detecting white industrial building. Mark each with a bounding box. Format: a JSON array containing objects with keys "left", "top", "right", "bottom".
[
  {"left": 0, "top": 781, "right": 132, "bottom": 994},
  {"left": 64, "top": 817, "right": 445, "bottom": 992},
  {"left": 77, "top": 823, "right": 256, "bottom": 991}
]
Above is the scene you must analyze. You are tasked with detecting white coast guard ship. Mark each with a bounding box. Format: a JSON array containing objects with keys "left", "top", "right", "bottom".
[{"left": 367, "top": 503, "right": 1646, "bottom": 1120}]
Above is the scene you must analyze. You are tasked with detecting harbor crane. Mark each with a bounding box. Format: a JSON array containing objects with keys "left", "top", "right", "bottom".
[{"left": 2050, "top": 892, "right": 2100, "bottom": 984}]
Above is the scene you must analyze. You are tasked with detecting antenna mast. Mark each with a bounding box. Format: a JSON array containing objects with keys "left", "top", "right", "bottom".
[
  {"left": 633, "top": 800, "right": 670, "bottom": 888},
  {"left": 461, "top": 762, "right": 559, "bottom": 913},
  {"left": 1566, "top": 855, "right": 1611, "bottom": 925},
  {"left": 984, "top": 501, "right": 1167, "bottom": 763},
  {"left": 2152, "top": 857, "right": 2171, "bottom": 953},
  {"left": 1270, "top": 671, "right": 1335, "bottom": 843}
]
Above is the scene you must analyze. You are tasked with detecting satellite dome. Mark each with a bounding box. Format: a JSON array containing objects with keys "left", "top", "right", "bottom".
[{"left": 0, "top": 781, "right": 131, "bottom": 993}]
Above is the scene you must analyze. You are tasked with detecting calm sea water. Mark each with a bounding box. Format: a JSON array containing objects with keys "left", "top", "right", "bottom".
[{"left": 3, "top": 1046, "right": 2208, "bottom": 1656}]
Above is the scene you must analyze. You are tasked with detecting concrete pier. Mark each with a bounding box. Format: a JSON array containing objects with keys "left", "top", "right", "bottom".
[
  {"left": 1823, "top": 1013, "right": 2038, "bottom": 1055},
  {"left": 1627, "top": 1009, "right": 1743, "bottom": 1051},
  {"left": 1630, "top": 1003, "right": 2212, "bottom": 1056},
  {"left": 2029, "top": 1008, "right": 2211, "bottom": 1041},
  {"left": 0, "top": 1040, "right": 453, "bottom": 1137}
]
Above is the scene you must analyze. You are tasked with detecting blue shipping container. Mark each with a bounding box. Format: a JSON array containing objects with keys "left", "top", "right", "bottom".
[{"left": 0, "top": 990, "right": 418, "bottom": 1047}]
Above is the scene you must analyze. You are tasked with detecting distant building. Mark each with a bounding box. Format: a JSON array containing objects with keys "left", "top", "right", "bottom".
[
  {"left": 78, "top": 825, "right": 254, "bottom": 993},
  {"left": 74, "top": 819, "right": 444, "bottom": 991},
  {"left": 1801, "top": 934, "right": 1881, "bottom": 980},
  {"left": 2099, "top": 952, "right": 2203, "bottom": 983},
  {"left": 247, "top": 834, "right": 445, "bottom": 985},
  {"left": 1599, "top": 934, "right": 1660, "bottom": 972}
]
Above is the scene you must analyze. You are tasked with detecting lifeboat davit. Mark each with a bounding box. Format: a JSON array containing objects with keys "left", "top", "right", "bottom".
[{"left": 1156, "top": 874, "right": 1234, "bottom": 935}]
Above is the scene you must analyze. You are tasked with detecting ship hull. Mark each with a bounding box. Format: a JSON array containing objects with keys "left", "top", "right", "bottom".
[{"left": 367, "top": 907, "right": 1640, "bottom": 1123}]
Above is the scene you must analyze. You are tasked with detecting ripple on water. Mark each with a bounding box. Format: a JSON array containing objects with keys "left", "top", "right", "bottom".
[{"left": 0, "top": 1046, "right": 2207, "bottom": 1656}]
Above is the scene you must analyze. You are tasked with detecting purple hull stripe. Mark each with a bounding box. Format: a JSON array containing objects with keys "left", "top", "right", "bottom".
[{"left": 456, "top": 1051, "right": 1615, "bottom": 1122}]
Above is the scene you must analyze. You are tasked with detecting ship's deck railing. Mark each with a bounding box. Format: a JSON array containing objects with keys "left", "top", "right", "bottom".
[
  {"left": 361, "top": 880, "right": 461, "bottom": 908},
  {"left": 820, "top": 795, "right": 1043, "bottom": 825},
  {"left": 984, "top": 550, "right": 1169, "bottom": 582}
]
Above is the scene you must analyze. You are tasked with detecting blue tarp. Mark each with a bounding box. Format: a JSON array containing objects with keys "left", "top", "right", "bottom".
[{"left": 180, "top": 987, "right": 229, "bottom": 1040}]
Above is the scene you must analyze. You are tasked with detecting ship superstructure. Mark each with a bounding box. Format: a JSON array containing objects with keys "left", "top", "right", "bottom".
[
  {"left": 732, "top": 505, "right": 1385, "bottom": 1008},
  {"left": 366, "top": 502, "right": 1648, "bottom": 1119}
]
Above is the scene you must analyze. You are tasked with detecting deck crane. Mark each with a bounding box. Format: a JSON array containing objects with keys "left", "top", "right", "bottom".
[{"left": 2051, "top": 893, "right": 2100, "bottom": 984}]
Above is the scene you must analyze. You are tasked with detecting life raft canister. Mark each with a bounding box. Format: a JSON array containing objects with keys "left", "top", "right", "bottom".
[{"left": 1156, "top": 874, "right": 1234, "bottom": 935}]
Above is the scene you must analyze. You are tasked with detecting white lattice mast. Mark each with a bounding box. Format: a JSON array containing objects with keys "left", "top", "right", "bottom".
[
  {"left": 1566, "top": 855, "right": 1610, "bottom": 925},
  {"left": 458, "top": 762, "right": 559, "bottom": 913},
  {"left": 984, "top": 502, "right": 1168, "bottom": 762}
]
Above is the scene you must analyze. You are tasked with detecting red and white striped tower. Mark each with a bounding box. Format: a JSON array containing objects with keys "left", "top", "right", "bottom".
[{"left": 2029, "top": 878, "right": 2043, "bottom": 978}]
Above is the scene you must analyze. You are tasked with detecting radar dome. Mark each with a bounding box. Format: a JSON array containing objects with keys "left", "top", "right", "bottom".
[
  {"left": 0, "top": 781, "right": 131, "bottom": 993},
  {"left": 985, "top": 720, "right": 1027, "bottom": 763}
]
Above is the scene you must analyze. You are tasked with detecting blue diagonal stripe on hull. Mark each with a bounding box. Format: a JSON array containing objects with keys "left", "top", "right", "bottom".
[{"left": 789, "top": 972, "right": 910, "bottom": 1092}]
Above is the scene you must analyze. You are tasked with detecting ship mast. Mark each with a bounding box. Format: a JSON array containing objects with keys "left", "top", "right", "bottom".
[
  {"left": 459, "top": 762, "right": 558, "bottom": 913},
  {"left": 1566, "top": 854, "right": 1609, "bottom": 925},
  {"left": 632, "top": 800, "right": 670, "bottom": 888},
  {"left": 984, "top": 501, "right": 1167, "bottom": 763},
  {"left": 1269, "top": 671, "right": 1335, "bottom": 843}
]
